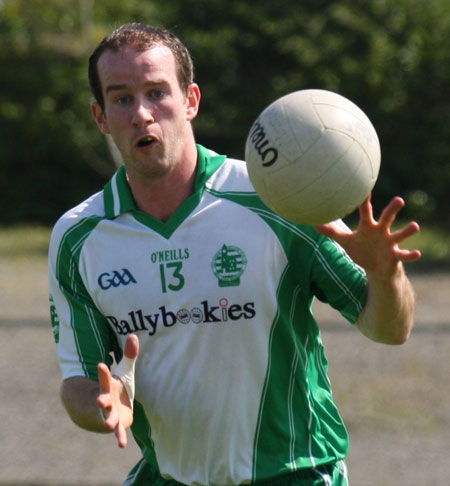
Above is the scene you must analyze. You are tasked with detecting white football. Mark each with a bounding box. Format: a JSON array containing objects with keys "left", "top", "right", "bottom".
[{"left": 245, "top": 89, "right": 381, "bottom": 225}]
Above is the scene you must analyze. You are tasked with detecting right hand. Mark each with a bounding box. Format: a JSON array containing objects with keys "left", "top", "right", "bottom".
[{"left": 97, "top": 334, "right": 139, "bottom": 448}]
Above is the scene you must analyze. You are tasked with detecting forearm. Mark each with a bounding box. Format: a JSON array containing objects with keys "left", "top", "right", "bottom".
[
  {"left": 60, "top": 376, "right": 109, "bottom": 433},
  {"left": 356, "top": 263, "right": 416, "bottom": 344}
]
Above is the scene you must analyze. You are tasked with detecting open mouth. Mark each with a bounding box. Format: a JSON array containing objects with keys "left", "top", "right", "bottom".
[{"left": 137, "top": 136, "right": 154, "bottom": 148}]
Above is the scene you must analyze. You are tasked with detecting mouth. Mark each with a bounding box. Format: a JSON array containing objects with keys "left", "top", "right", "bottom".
[{"left": 136, "top": 136, "right": 155, "bottom": 148}]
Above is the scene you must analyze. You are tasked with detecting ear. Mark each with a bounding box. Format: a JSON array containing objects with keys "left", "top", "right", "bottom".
[
  {"left": 91, "top": 102, "right": 111, "bottom": 135},
  {"left": 185, "top": 83, "right": 201, "bottom": 122}
]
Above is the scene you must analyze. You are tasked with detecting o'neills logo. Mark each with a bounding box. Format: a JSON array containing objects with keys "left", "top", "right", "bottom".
[
  {"left": 248, "top": 119, "right": 278, "bottom": 167},
  {"left": 106, "top": 298, "right": 256, "bottom": 337}
]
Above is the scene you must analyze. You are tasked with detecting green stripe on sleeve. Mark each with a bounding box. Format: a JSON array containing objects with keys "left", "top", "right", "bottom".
[{"left": 56, "top": 216, "right": 115, "bottom": 379}]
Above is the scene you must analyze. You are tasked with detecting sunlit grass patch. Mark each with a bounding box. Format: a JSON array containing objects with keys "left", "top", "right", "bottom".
[{"left": 0, "top": 225, "right": 51, "bottom": 259}]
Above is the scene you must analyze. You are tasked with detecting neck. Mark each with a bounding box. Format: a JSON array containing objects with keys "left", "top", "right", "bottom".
[{"left": 127, "top": 144, "right": 198, "bottom": 222}]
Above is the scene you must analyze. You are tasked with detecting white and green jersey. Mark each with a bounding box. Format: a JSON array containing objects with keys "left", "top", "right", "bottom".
[{"left": 49, "top": 145, "right": 367, "bottom": 486}]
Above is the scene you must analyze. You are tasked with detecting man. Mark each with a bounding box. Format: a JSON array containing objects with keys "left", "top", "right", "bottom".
[{"left": 49, "top": 23, "right": 421, "bottom": 486}]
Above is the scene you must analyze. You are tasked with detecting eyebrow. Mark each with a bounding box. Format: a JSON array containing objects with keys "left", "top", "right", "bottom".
[
  {"left": 105, "top": 84, "right": 129, "bottom": 94},
  {"left": 105, "top": 80, "right": 168, "bottom": 95}
]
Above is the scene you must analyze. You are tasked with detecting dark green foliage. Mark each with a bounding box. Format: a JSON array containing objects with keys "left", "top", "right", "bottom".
[{"left": 1, "top": 0, "right": 449, "bottom": 224}]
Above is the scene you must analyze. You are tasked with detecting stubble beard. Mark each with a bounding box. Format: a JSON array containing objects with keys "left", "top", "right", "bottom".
[{"left": 131, "top": 138, "right": 184, "bottom": 183}]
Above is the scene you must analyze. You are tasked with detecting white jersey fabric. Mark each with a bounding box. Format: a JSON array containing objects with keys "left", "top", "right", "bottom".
[{"left": 49, "top": 145, "right": 367, "bottom": 486}]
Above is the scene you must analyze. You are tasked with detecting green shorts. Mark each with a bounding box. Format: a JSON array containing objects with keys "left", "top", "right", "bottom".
[{"left": 123, "top": 458, "right": 349, "bottom": 486}]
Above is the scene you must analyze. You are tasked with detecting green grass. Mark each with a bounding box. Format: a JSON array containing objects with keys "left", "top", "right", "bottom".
[
  {"left": 0, "top": 225, "right": 51, "bottom": 259},
  {"left": 0, "top": 223, "right": 448, "bottom": 263}
]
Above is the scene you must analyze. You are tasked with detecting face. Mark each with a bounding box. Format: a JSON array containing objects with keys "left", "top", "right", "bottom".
[{"left": 92, "top": 45, "right": 200, "bottom": 181}]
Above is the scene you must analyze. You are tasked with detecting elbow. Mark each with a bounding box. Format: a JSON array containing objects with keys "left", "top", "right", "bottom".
[
  {"left": 356, "top": 316, "right": 413, "bottom": 345},
  {"left": 362, "top": 329, "right": 410, "bottom": 345},
  {"left": 395, "top": 324, "right": 412, "bottom": 344},
  {"left": 60, "top": 376, "right": 105, "bottom": 432},
  {"left": 382, "top": 329, "right": 410, "bottom": 345},
  {"left": 381, "top": 316, "right": 414, "bottom": 345},
  {"left": 364, "top": 332, "right": 409, "bottom": 346}
]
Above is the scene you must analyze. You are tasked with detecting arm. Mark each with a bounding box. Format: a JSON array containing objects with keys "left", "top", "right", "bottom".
[
  {"left": 61, "top": 375, "right": 107, "bottom": 433},
  {"left": 316, "top": 195, "right": 421, "bottom": 344},
  {"left": 60, "top": 334, "right": 139, "bottom": 447},
  {"left": 356, "top": 262, "right": 416, "bottom": 344}
]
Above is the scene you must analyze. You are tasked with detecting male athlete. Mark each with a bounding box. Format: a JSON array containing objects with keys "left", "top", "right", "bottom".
[{"left": 49, "top": 23, "right": 421, "bottom": 486}]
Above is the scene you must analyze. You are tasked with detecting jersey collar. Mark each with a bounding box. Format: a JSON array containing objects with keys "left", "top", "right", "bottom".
[{"left": 103, "top": 144, "right": 226, "bottom": 220}]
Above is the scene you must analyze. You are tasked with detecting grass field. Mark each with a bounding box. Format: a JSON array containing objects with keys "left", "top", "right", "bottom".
[{"left": 0, "top": 225, "right": 51, "bottom": 259}]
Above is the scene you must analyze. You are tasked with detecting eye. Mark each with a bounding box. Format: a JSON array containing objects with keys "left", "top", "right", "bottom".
[
  {"left": 115, "top": 95, "right": 133, "bottom": 105},
  {"left": 150, "top": 89, "right": 165, "bottom": 99}
]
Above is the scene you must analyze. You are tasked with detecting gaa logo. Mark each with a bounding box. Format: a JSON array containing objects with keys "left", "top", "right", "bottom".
[
  {"left": 211, "top": 244, "right": 247, "bottom": 287},
  {"left": 98, "top": 268, "right": 137, "bottom": 290}
]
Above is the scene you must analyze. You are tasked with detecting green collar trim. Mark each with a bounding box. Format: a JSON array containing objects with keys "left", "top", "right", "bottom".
[
  {"left": 102, "top": 144, "right": 226, "bottom": 237},
  {"left": 103, "top": 165, "right": 136, "bottom": 219}
]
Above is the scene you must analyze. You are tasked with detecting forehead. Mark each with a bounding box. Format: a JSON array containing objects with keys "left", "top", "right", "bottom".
[{"left": 97, "top": 45, "right": 178, "bottom": 91}]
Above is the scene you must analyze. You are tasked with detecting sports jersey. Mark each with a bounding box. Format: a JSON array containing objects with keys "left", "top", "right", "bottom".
[{"left": 49, "top": 144, "right": 367, "bottom": 486}]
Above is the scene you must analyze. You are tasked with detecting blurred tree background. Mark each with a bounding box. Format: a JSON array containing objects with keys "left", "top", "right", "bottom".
[{"left": 1, "top": 0, "right": 449, "bottom": 226}]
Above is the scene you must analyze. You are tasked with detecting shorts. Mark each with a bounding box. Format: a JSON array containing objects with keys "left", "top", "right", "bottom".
[{"left": 123, "top": 458, "right": 349, "bottom": 486}]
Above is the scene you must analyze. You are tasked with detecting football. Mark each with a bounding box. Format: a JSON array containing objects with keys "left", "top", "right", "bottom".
[{"left": 245, "top": 89, "right": 381, "bottom": 225}]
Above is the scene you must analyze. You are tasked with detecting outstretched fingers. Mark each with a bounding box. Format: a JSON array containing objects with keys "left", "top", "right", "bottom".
[
  {"left": 115, "top": 421, "right": 129, "bottom": 448},
  {"left": 95, "top": 359, "right": 134, "bottom": 448},
  {"left": 391, "top": 220, "right": 421, "bottom": 262},
  {"left": 394, "top": 246, "right": 422, "bottom": 262},
  {"left": 97, "top": 363, "right": 114, "bottom": 425},
  {"left": 378, "top": 197, "right": 406, "bottom": 231},
  {"left": 98, "top": 362, "right": 112, "bottom": 394},
  {"left": 358, "top": 194, "right": 375, "bottom": 223},
  {"left": 391, "top": 221, "right": 420, "bottom": 243}
]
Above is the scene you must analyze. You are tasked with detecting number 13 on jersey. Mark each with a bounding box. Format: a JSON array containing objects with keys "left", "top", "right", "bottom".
[{"left": 159, "top": 262, "right": 185, "bottom": 293}]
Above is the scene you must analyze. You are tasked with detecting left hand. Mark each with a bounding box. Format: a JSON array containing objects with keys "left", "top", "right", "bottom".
[
  {"left": 315, "top": 194, "right": 421, "bottom": 279},
  {"left": 97, "top": 334, "right": 139, "bottom": 448}
]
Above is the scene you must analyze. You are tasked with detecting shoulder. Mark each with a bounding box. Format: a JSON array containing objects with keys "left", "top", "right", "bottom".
[
  {"left": 49, "top": 191, "right": 105, "bottom": 258},
  {"left": 205, "top": 155, "right": 255, "bottom": 194}
]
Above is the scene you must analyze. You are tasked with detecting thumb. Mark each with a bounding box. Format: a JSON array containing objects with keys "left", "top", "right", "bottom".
[
  {"left": 314, "top": 223, "right": 336, "bottom": 239},
  {"left": 124, "top": 333, "right": 139, "bottom": 359},
  {"left": 114, "top": 334, "right": 139, "bottom": 408},
  {"left": 315, "top": 218, "right": 354, "bottom": 240}
]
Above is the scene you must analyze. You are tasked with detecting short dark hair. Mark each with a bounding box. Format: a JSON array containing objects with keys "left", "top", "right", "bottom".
[{"left": 88, "top": 23, "right": 194, "bottom": 109}]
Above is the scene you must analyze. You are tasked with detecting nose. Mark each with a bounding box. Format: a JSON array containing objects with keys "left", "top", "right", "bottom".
[{"left": 132, "top": 97, "right": 155, "bottom": 127}]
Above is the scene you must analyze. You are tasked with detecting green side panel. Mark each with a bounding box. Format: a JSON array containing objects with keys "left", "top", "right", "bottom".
[
  {"left": 131, "top": 400, "right": 161, "bottom": 471},
  {"left": 251, "top": 264, "right": 350, "bottom": 480},
  {"left": 207, "top": 191, "right": 358, "bottom": 478},
  {"left": 56, "top": 216, "right": 116, "bottom": 379}
]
